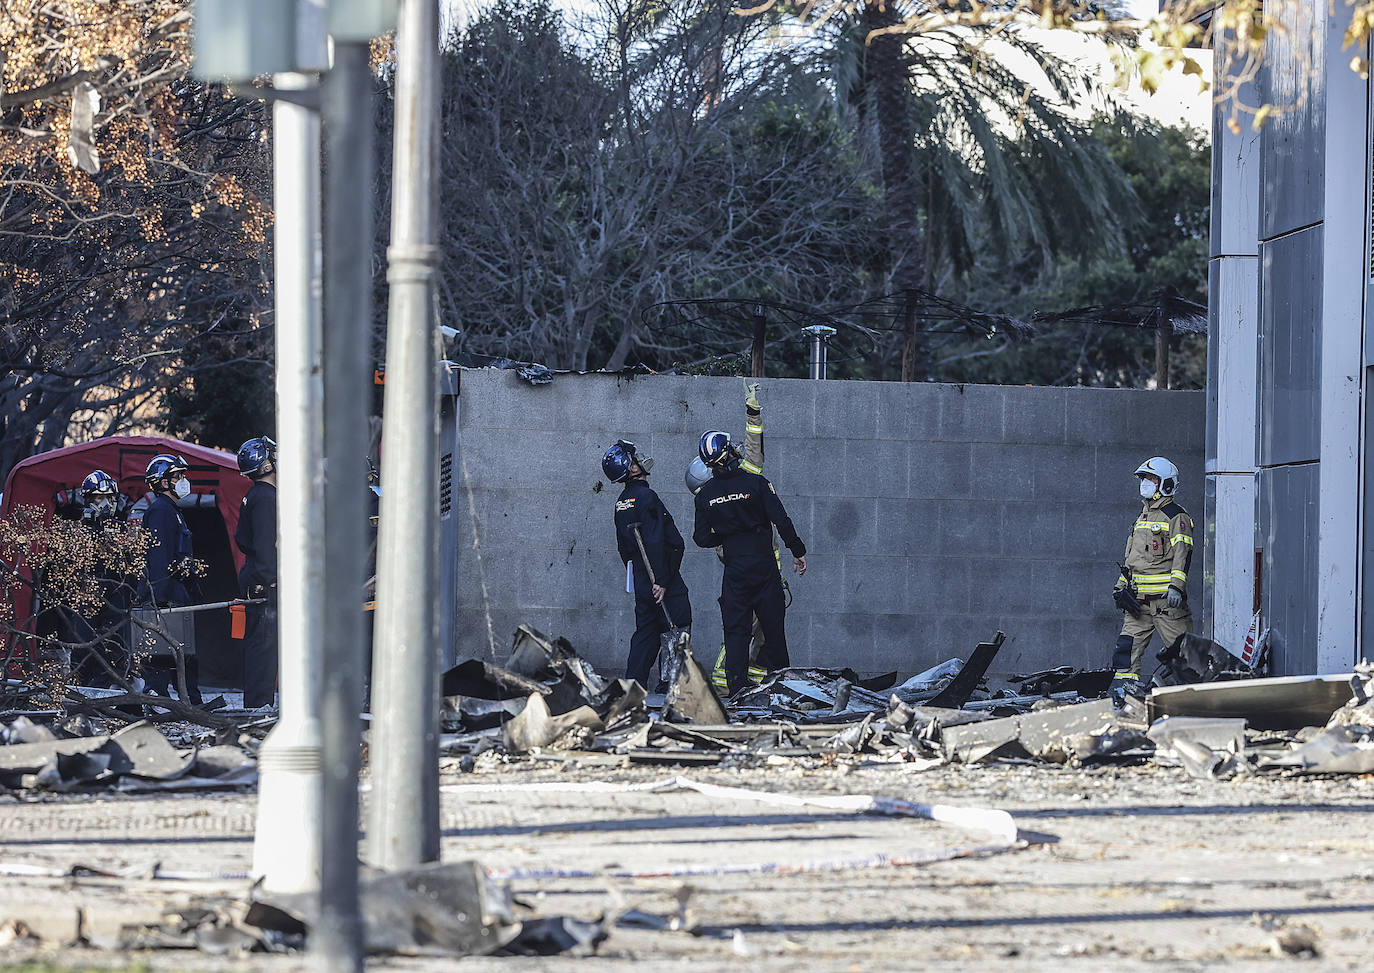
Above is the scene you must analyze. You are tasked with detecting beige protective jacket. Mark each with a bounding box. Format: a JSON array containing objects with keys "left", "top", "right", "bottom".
[{"left": 1118, "top": 495, "right": 1194, "bottom": 598}]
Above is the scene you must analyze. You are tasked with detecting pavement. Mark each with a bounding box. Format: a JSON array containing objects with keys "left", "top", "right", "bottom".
[{"left": 0, "top": 758, "right": 1371, "bottom": 970}]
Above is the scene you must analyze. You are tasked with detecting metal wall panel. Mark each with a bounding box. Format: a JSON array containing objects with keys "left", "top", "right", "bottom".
[
  {"left": 1255, "top": 463, "right": 1319, "bottom": 674},
  {"left": 1211, "top": 76, "right": 1261, "bottom": 257},
  {"left": 1205, "top": 268, "right": 1218, "bottom": 469},
  {"left": 1314, "top": 19, "right": 1369, "bottom": 672},
  {"left": 1205, "top": 472, "right": 1256, "bottom": 652},
  {"left": 1201, "top": 474, "right": 1216, "bottom": 639},
  {"left": 1209, "top": 257, "right": 1260, "bottom": 472},
  {"left": 1257, "top": 228, "right": 1323, "bottom": 467},
  {"left": 1258, "top": 3, "right": 1325, "bottom": 240}
]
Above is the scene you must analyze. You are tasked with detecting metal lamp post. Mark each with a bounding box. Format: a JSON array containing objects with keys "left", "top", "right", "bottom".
[
  {"left": 193, "top": 0, "right": 328, "bottom": 900},
  {"left": 368, "top": 0, "right": 443, "bottom": 870},
  {"left": 193, "top": 2, "right": 395, "bottom": 969},
  {"left": 317, "top": 5, "right": 396, "bottom": 969}
]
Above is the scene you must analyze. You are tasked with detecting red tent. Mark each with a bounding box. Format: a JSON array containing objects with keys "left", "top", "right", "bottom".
[{"left": 1, "top": 436, "right": 251, "bottom": 679}]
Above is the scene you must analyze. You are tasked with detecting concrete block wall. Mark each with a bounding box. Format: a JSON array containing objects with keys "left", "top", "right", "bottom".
[{"left": 454, "top": 369, "right": 1205, "bottom": 679}]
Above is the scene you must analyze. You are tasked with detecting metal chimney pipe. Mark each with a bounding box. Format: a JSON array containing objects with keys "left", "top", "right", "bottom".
[{"left": 803, "top": 325, "right": 837, "bottom": 380}]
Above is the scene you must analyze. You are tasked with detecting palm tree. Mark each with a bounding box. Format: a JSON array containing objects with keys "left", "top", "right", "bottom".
[{"left": 783, "top": 5, "right": 1142, "bottom": 379}]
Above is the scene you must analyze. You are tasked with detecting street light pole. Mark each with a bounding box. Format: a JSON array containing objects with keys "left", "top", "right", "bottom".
[
  {"left": 251, "top": 66, "right": 326, "bottom": 895},
  {"left": 368, "top": 0, "right": 443, "bottom": 869},
  {"left": 315, "top": 39, "right": 375, "bottom": 973}
]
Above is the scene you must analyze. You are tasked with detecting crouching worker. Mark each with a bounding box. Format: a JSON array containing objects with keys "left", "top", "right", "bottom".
[
  {"left": 1110, "top": 456, "right": 1193, "bottom": 693},
  {"left": 692, "top": 430, "right": 806, "bottom": 697},
  {"left": 603, "top": 439, "right": 692, "bottom": 690}
]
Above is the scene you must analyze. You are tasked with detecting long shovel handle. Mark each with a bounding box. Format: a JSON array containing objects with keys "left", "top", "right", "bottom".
[{"left": 631, "top": 524, "right": 679, "bottom": 629}]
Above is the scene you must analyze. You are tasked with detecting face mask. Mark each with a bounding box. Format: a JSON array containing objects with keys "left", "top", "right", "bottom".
[
  {"left": 89, "top": 498, "right": 113, "bottom": 516},
  {"left": 640, "top": 456, "right": 654, "bottom": 474},
  {"left": 173, "top": 478, "right": 191, "bottom": 500},
  {"left": 1139, "top": 479, "right": 1157, "bottom": 500}
]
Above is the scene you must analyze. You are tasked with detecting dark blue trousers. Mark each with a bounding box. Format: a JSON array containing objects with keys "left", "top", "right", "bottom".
[
  {"left": 719, "top": 563, "right": 789, "bottom": 696},
  {"left": 626, "top": 574, "right": 691, "bottom": 687}
]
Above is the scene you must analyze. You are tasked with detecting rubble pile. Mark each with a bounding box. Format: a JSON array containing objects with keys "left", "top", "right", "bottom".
[
  {"left": 439, "top": 625, "right": 1374, "bottom": 780},
  {"left": 0, "top": 715, "right": 256, "bottom": 793}
]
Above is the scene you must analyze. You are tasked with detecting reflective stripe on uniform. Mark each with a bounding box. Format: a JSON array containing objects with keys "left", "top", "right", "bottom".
[
  {"left": 1114, "top": 671, "right": 1138, "bottom": 680},
  {"left": 712, "top": 653, "right": 767, "bottom": 689},
  {"left": 741, "top": 461, "right": 761, "bottom": 474},
  {"left": 745, "top": 424, "right": 763, "bottom": 435},
  {"left": 1133, "top": 572, "right": 1172, "bottom": 585},
  {"left": 1134, "top": 519, "right": 1170, "bottom": 532},
  {"left": 1170, "top": 534, "right": 1192, "bottom": 546},
  {"left": 1170, "top": 570, "right": 1187, "bottom": 582}
]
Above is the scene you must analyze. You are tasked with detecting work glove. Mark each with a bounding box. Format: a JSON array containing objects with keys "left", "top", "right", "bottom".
[
  {"left": 1113, "top": 586, "right": 1142, "bottom": 618},
  {"left": 744, "top": 381, "right": 760, "bottom": 411},
  {"left": 1166, "top": 586, "right": 1185, "bottom": 609}
]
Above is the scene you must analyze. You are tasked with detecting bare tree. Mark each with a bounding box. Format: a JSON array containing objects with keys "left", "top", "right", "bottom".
[
  {"left": 419, "top": 0, "right": 881, "bottom": 371},
  {"left": 1, "top": 3, "right": 273, "bottom": 475}
]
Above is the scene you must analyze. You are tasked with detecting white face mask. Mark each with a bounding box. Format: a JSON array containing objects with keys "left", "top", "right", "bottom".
[
  {"left": 173, "top": 477, "right": 191, "bottom": 500},
  {"left": 1139, "top": 478, "right": 1157, "bottom": 500}
]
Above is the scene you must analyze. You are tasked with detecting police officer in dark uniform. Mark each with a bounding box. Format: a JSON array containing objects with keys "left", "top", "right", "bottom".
[
  {"left": 603, "top": 439, "right": 692, "bottom": 688},
  {"left": 139, "top": 453, "right": 203, "bottom": 703},
  {"left": 692, "top": 430, "right": 806, "bottom": 697},
  {"left": 234, "top": 436, "right": 278, "bottom": 709}
]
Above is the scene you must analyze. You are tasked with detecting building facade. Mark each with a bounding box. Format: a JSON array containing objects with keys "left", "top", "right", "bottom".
[{"left": 1206, "top": 9, "right": 1369, "bottom": 673}]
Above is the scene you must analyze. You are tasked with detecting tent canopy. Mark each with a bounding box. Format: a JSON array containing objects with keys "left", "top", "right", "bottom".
[{"left": 1, "top": 436, "right": 249, "bottom": 565}]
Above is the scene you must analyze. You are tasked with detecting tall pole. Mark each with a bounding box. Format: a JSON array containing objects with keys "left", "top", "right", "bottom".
[
  {"left": 751, "top": 305, "right": 766, "bottom": 379},
  {"left": 369, "top": 0, "right": 442, "bottom": 869},
  {"left": 315, "top": 40, "right": 374, "bottom": 973},
  {"left": 251, "top": 68, "right": 326, "bottom": 894},
  {"left": 900, "top": 289, "right": 918, "bottom": 383},
  {"left": 1155, "top": 317, "right": 1172, "bottom": 390}
]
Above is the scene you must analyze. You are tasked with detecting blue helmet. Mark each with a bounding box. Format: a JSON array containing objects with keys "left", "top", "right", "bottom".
[
  {"left": 601, "top": 439, "right": 641, "bottom": 484},
  {"left": 237, "top": 436, "right": 277, "bottom": 478},
  {"left": 81, "top": 469, "right": 117, "bottom": 500},
  {"left": 699, "top": 430, "right": 739, "bottom": 470},
  {"left": 144, "top": 453, "right": 189, "bottom": 486}
]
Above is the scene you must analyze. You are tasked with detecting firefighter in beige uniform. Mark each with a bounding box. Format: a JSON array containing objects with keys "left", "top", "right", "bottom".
[{"left": 1111, "top": 456, "right": 1193, "bottom": 687}]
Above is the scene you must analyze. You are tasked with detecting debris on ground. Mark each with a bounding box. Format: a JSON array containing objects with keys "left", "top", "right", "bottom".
[
  {"left": 0, "top": 717, "right": 256, "bottom": 792},
  {"left": 432, "top": 625, "right": 1374, "bottom": 782},
  {"left": 0, "top": 861, "right": 601, "bottom": 958}
]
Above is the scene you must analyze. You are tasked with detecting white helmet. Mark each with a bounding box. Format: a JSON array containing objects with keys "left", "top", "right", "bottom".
[
  {"left": 685, "top": 456, "right": 712, "bottom": 494},
  {"left": 1135, "top": 456, "right": 1180, "bottom": 496}
]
